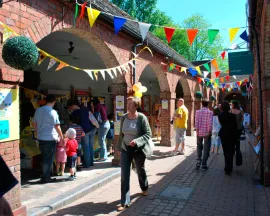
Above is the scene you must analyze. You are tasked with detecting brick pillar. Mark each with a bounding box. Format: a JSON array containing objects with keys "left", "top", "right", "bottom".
[
  {"left": 110, "top": 83, "right": 128, "bottom": 166},
  {"left": 160, "top": 91, "right": 176, "bottom": 147},
  {"left": 184, "top": 97, "right": 195, "bottom": 136}
]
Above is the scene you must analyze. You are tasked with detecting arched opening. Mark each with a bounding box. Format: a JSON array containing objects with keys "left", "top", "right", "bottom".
[
  {"left": 20, "top": 29, "right": 125, "bottom": 183},
  {"left": 225, "top": 93, "right": 247, "bottom": 111},
  {"left": 138, "top": 65, "right": 161, "bottom": 139}
]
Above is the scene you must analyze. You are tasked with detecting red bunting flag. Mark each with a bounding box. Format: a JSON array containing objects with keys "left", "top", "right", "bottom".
[
  {"left": 175, "top": 65, "right": 180, "bottom": 71},
  {"left": 220, "top": 51, "right": 226, "bottom": 60},
  {"left": 236, "top": 81, "right": 241, "bottom": 87},
  {"left": 187, "top": 29, "right": 198, "bottom": 46},
  {"left": 215, "top": 71, "right": 220, "bottom": 78},
  {"left": 164, "top": 27, "right": 175, "bottom": 44},
  {"left": 78, "top": 2, "right": 88, "bottom": 23},
  {"left": 222, "top": 88, "right": 225, "bottom": 92},
  {"left": 197, "top": 77, "right": 202, "bottom": 83},
  {"left": 225, "top": 75, "right": 230, "bottom": 81}
]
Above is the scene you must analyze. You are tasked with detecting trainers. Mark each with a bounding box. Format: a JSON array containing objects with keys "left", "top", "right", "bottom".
[
  {"left": 202, "top": 166, "right": 208, "bottom": 171},
  {"left": 196, "top": 161, "right": 201, "bottom": 169},
  {"left": 68, "top": 175, "right": 76, "bottom": 181},
  {"left": 141, "top": 190, "right": 148, "bottom": 196}
]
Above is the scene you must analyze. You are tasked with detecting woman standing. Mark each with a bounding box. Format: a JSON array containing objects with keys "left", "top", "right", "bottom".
[
  {"left": 218, "top": 101, "right": 237, "bottom": 175},
  {"left": 230, "top": 100, "right": 243, "bottom": 153},
  {"left": 116, "top": 96, "right": 152, "bottom": 211}
]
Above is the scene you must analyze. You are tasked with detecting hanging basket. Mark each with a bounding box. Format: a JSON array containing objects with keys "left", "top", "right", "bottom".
[
  {"left": 2, "top": 36, "right": 39, "bottom": 70},
  {"left": 195, "top": 91, "right": 203, "bottom": 99},
  {"left": 210, "top": 95, "right": 216, "bottom": 101}
]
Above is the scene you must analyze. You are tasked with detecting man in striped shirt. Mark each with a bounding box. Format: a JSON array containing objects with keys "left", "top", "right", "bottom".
[{"left": 195, "top": 99, "right": 213, "bottom": 170}]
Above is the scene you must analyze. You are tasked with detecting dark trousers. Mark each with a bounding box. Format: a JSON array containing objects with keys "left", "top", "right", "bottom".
[
  {"left": 235, "top": 129, "right": 242, "bottom": 153},
  {"left": 197, "top": 135, "right": 211, "bottom": 166},
  {"left": 38, "top": 140, "right": 57, "bottom": 180},
  {"left": 221, "top": 138, "right": 235, "bottom": 173},
  {"left": 121, "top": 149, "right": 148, "bottom": 206}
]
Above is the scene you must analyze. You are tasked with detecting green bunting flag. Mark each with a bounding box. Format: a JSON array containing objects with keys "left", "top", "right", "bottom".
[
  {"left": 203, "top": 63, "right": 211, "bottom": 72},
  {"left": 74, "top": 4, "right": 79, "bottom": 26},
  {"left": 208, "top": 29, "right": 219, "bottom": 44}
]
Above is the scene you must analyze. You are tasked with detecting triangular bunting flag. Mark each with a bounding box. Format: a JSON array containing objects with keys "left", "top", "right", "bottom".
[
  {"left": 240, "top": 30, "right": 249, "bottom": 43},
  {"left": 229, "top": 28, "right": 240, "bottom": 43},
  {"left": 111, "top": 68, "right": 118, "bottom": 77},
  {"left": 114, "top": 16, "right": 127, "bottom": 35},
  {"left": 106, "top": 70, "right": 114, "bottom": 79},
  {"left": 99, "top": 70, "right": 106, "bottom": 80},
  {"left": 225, "top": 75, "right": 230, "bottom": 81},
  {"left": 55, "top": 62, "right": 67, "bottom": 71},
  {"left": 215, "top": 78, "right": 219, "bottom": 84},
  {"left": 211, "top": 59, "right": 219, "bottom": 71},
  {"left": 87, "top": 8, "right": 101, "bottom": 27},
  {"left": 220, "top": 77, "right": 225, "bottom": 83},
  {"left": 47, "top": 58, "right": 56, "bottom": 70},
  {"left": 181, "top": 67, "right": 186, "bottom": 73},
  {"left": 3, "top": 27, "right": 13, "bottom": 42},
  {"left": 84, "top": 70, "right": 94, "bottom": 80},
  {"left": 208, "top": 29, "right": 219, "bottom": 44},
  {"left": 187, "top": 29, "right": 198, "bottom": 46},
  {"left": 203, "top": 63, "right": 211, "bottom": 72},
  {"left": 203, "top": 71, "right": 209, "bottom": 78},
  {"left": 169, "top": 63, "right": 175, "bottom": 71},
  {"left": 128, "top": 61, "right": 135, "bottom": 68},
  {"left": 78, "top": 2, "right": 88, "bottom": 23},
  {"left": 74, "top": 3, "right": 79, "bottom": 26},
  {"left": 236, "top": 81, "right": 241, "bottom": 87},
  {"left": 93, "top": 70, "right": 99, "bottom": 80},
  {"left": 195, "top": 66, "right": 201, "bottom": 75},
  {"left": 139, "top": 22, "right": 151, "bottom": 41},
  {"left": 220, "top": 51, "right": 226, "bottom": 60},
  {"left": 189, "top": 68, "right": 197, "bottom": 77},
  {"left": 215, "top": 71, "right": 220, "bottom": 78},
  {"left": 38, "top": 52, "right": 46, "bottom": 65},
  {"left": 175, "top": 65, "right": 180, "bottom": 71},
  {"left": 233, "top": 75, "right": 237, "bottom": 79},
  {"left": 116, "top": 66, "right": 122, "bottom": 75},
  {"left": 197, "top": 77, "right": 202, "bottom": 83},
  {"left": 222, "top": 83, "right": 226, "bottom": 88},
  {"left": 164, "top": 27, "right": 175, "bottom": 44}
]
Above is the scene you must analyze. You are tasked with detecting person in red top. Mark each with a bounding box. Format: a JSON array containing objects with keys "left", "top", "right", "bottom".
[{"left": 65, "top": 128, "right": 78, "bottom": 181}]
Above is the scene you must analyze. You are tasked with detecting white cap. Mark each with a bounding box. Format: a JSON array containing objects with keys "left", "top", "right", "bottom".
[{"left": 65, "top": 128, "right": 76, "bottom": 139}]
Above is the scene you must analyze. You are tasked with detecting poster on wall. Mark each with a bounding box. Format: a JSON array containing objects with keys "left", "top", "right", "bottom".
[
  {"left": 75, "top": 90, "right": 90, "bottom": 107},
  {"left": 116, "top": 110, "right": 124, "bottom": 122},
  {"left": 0, "top": 88, "right": 19, "bottom": 142},
  {"left": 162, "top": 100, "right": 168, "bottom": 110},
  {"left": 116, "top": 96, "right": 124, "bottom": 109}
]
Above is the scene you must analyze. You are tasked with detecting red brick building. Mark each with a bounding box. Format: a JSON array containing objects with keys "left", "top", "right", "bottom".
[
  {"left": 0, "top": 0, "right": 217, "bottom": 214},
  {"left": 248, "top": 0, "right": 270, "bottom": 185}
]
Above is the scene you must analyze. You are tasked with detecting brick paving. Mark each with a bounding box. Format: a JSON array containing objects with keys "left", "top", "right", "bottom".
[{"left": 46, "top": 135, "right": 270, "bottom": 216}]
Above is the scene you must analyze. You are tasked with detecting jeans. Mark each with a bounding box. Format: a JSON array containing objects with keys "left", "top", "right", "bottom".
[
  {"left": 82, "top": 129, "right": 97, "bottom": 168},
  {"left": 121, "top": 149, "right": 148, "bottom": 206},
  {"left": 98, "top": 121, "right": 110, "bottom": 159},
  {"left": 38, "top": 140, "right": 57, "bottom": 180},
  {"left": 197, "top": 135, "right": 211, "bottom": 166}
]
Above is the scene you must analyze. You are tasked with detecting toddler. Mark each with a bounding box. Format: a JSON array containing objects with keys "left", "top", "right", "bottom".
[
  {"left": 211, "top": 108, "right": 222, "bottom": 154},
  {"left": 56, "top": 138, "right": 67, "bottom": 176},
  {"left": 65, "top": 128, "right": 78, "bottom": 181}
]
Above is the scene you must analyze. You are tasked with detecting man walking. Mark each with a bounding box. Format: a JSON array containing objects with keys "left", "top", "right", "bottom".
[
  {"left": 33, "top": 95, "right": 64, "bottom": 183},
  {"left": 172, "top": 98, "right": 189, "bottom": 155},
  {"left": 195, "top": 99, "right": 213, "bottom": 170}
]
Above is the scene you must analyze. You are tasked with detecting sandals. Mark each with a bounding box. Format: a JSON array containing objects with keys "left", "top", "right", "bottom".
[{"left": 117, "top": 205, "right": 129, "bottom": 211}]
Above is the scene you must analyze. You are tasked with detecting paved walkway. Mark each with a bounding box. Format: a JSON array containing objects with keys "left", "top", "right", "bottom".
[{"left": 46, "top": 135, "right": 270, "bottom": 216}]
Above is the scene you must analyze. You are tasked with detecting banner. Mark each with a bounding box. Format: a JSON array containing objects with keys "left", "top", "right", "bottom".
[{"left": 228, "top": 51, "right": 254, "bottom": 75}]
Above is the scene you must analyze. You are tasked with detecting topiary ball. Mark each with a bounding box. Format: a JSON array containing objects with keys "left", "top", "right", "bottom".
[
  {"left": 2, "top": 36, "right": 39, "bottom": 70},
  {"left": 195, "top": 91, "right": 203, "bottom": 99}
]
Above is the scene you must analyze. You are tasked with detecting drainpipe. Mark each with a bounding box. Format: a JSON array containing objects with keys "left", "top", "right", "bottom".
[{"left": 132, "top": 43, "right": 143, "bottom": 85}]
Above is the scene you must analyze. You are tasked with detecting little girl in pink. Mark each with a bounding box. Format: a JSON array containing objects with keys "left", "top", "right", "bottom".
[{"left": 56, "top": 139, "right": 67, "bottom": 176}]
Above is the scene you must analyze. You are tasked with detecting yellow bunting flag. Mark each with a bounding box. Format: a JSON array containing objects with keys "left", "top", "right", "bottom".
[
  {"left": 229, "top": 28, "right": 240, "bottom": 43},
  {"left": 211, "top": 59, "right": 219, "bottom": 71},
  {"left": 181, "top": 67, "right": 186, "bottom": 73},
  {"left": 38, "top": 52, "right": 47, "bottom": 65},
  {"left": 93, "top": 70, "right": 99, "bottom": 80},
  {"left": 3, "top": 27, "right": 13, "bottom": 42},
  {"left": 87, "top": 8, "right": 101, "bottom": 27},
  {"left": 55, "top": 62, "right": 68, "bottom": 71},
  {"left": 195, "top": 66, "right": 201, "bottom": 75}
]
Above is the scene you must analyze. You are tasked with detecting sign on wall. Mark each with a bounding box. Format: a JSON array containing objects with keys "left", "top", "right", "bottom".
[
  {"left": 228, "top": 51, "right": 254, "bottom": 75},
  {"left": 0, "top": 88, "right": 19, "bottom": 142}
]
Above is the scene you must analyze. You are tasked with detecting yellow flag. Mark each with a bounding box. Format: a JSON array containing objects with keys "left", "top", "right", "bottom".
[
  {"left": 195, "top": 66, "right": 201, "bottom": 75},
  {"left": 3, "top": 27, "right": 13, "bottom": 42},
  {"left": 229, "top": 28, "right": 240, "bottom": 43},
  {"left": 93, "top": 70, "right": 99, "bottom": 80},
  {"left": 181, "top": 67, "right": 186, "bottom": 73},
  {"left": 87, "top": 8, "right": 101, "bottom": 27},
  {"left": 55, "top": 62, "right": 67, "bottom": 71}
]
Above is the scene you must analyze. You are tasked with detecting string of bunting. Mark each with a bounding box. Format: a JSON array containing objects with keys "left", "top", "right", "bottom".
[
  {"left": 75, "top": 0, "right": 250, "bottom": 46},
  {"left": 0, "top": 22, "right": 153, "bottom": 81}
]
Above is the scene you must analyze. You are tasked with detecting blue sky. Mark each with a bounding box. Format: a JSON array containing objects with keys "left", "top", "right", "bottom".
[{"left": 156, "top": 0, "right": 248, "bottom": 47}]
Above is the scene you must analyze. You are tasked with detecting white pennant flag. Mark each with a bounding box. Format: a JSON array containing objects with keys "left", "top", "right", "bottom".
[
  {"left": 106, "top": 70, "right": 114, "bottom": 79},
  {"left": 47, "top": 59, "right": 56, "bottom": 70},
  {"left": 128, "top": 61, "right": 135, "bottom": 68},
  {"left": 233, "top": 75, "right": 237, "bottom": 79},
  {"left": 117, "top": 66, "right": 123, "bottom": 75},
  {"left": 203, "top": 71, "right": 209, "bottom": 78},
  {"left": 139, "top": 22, "right": 151, "bottom": 41},
  {"left": 111, "top": 68, "right": 118, "bottom": 77},
  {"left": 99, "top": 70, "right": 106, "bottom": 80},
  {"left": 84, "top": 70, "right": 94, "bottom": 80},
  {"left": 121, "top": 64, "right": 129, "bottom": 74}
]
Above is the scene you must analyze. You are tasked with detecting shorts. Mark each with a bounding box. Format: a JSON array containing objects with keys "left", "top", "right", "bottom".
[
  {"left": 67, "top": 154, "right": 77, "bottom": 169},
  {"left": 175, "top": 128, "right": 186, "bottom": 144},
  {"left": 77, "top": 144, "right": 82, "bottom": 157}
]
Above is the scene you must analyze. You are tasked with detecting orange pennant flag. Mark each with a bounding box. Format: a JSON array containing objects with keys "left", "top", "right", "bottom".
[
  {"left": 211, "top": 59, "right": 219, "bottom": 71},
  {"left": 220, "top": 77, "right": 225, "bottom": 83},
  {"left": 55, "top": 62, "right": 67, "bottom": 71},
  {"left": 187, "top": 29, "right": 198, "bottom": 46}
]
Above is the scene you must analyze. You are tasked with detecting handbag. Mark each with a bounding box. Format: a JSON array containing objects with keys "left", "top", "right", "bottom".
[
  {"left": 236, "top": 150, "right": 243, "bottom": 166},
  {"left": 89, "top": 111, "right": 99, "bottom": 128}
]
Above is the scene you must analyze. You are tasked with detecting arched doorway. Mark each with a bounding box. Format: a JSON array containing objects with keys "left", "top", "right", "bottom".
[{"left": 225, "top": 93, "right": 247, "bottom": 111}]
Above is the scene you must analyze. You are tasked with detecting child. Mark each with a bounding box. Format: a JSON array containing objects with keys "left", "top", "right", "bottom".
[
  {"left": 55, "top": 138, "right": 67, "bottom": 176},
  {"left": 106, "top": 113, "right": 114, "bottom": 157},
  {"left": 65, "top": 128, "right": 78, "bottom": 181},
  {"left": 69, "top": 115, "right": 85, "bottom": 171},
  {"left": 211, "top": 108, "right": 221, "bottom": 154}
]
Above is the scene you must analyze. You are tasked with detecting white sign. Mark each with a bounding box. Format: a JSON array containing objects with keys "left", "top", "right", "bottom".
[{"left": 116, "top": 95, "right": 124, "bottom": 109}]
